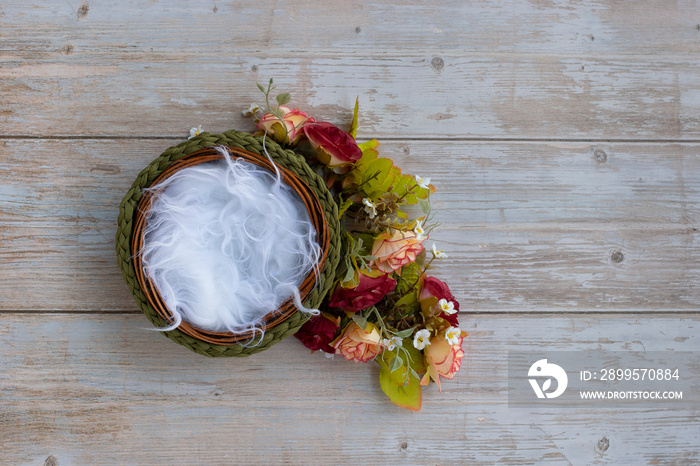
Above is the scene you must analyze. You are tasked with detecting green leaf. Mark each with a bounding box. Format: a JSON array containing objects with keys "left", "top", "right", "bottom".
[
  {"left": 379, "top": 364, "right": 422, "bottom": 411},
  {"left": 351, "top": 312, "right": 368, "bottom": 329},
  {"left": 378, "top": 349, "right": 406, "bottom": 384},
  {"left": 395, "top": 290, "right": 419, "bottom": 314},
  {"left": 350, "top": 96, "right": 359, "bottom": 138},
  {"left": 256, "top": 82, "right": 265, "bottom": 93},
  {"left": 355, "top": 233, "right": 375, "bottom": 255},
  {"left": 276, "top": 92, "right": 291, "bottom": 105},
  {"left": 390, "top": 354, "right": 404, "bottom": 372},
  {"left": 338, "top": 197, "right": 353, "bottom": 218},
  {"left": 397, "top": 261, "right": 423, "bottom": 294},
  {"left": 402, "top": 341, "right": 427, "bottom": 374},
  {"left": 418, "top": 198, "right": 431, "bottom": 215},
  {"left": 394, "top": 328, "right": 415, "bottom": 339},
  {"left": 342, "top": 262, "right": 356, "bottom": 284}
]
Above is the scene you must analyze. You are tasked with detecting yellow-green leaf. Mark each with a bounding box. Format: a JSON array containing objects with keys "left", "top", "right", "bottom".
[
  {"left": 338, "top": 197, "right": 353, "bottom": 218},
  {"left": 350, "top": 96, "right": 359, "bottom": 138},
  {"left": 362, "top": 158, "right": 395, "bottom": 198},
  {"left": 379, "top": 364, "right": 422, "bottom": 411},
  {"left": 395, "top": 290, "right": 419, "bottom": 313},
  {"left": 397, "top": 262, "right": 423, "bottom": 294},
  {"left": 358, "top": 139, "right": 380, "bottom": 152}
]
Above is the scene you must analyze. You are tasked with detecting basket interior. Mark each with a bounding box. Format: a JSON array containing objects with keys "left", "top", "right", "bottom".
[{"left": 130, "top": 146, "right": 329, "bottom": 345}]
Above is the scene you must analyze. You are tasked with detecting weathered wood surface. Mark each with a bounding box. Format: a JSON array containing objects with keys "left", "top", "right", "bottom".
[
  {"left": 0, "top": 139, "right": 697, "bottom": 312},
  {"left": 0, "top": 314, "right": 698, "bottom": 465},
  {"left": 1, "top": 0, "right": 699, "bottom": 464},
  {"left": 2, "top": 56, "right": 699, "bottom": 140},
  {"left": 1, "top": 2, "right": 700, "bottom": 140}
]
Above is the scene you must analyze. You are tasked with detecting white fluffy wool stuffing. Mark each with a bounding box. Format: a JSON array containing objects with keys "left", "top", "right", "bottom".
[{"left": 140, "top": 147, "right": 321, "bottom": 337}]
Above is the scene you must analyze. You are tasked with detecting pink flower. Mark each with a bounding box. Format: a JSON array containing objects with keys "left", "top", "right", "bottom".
[
  {"left": 303, "top": 122, "right": 362, "bottom": 168},
  {"left": 257, "top": 106, "right": 313, "bottom": 145},
  {"left": 420, "top": 335, "right": 465, "bottom": 391},
  {"left": 332, "top": 321, "right": 382, "bottom": 363},
  {"left": 328, "top": 274, "right": 397, "bottom": 312},
  {"left": 419, "top": 276, "right": 460, "bottom": 326},
  {"left": 371, "top": 230, "right": 425, "bottom": 273},
  {"left": 294, "top": 313, "right": 339, "bottom": 353}
]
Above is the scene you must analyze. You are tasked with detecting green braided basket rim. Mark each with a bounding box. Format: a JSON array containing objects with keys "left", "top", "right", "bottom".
[{"left": 116, "top": 130, "right": 341, "bottom": 357}]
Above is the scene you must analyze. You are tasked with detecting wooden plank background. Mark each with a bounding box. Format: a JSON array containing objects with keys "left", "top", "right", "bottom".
[{"left": 1, "top": 1, "right": 698, "bottom": 464}]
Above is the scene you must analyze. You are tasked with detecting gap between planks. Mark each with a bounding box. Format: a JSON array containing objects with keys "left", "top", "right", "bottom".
[
  {"left": 3, "top": 135, "right": 700, "bottom": 144},
  {"left": 1, "top": 310, "right": 698, "bottom": 316}
]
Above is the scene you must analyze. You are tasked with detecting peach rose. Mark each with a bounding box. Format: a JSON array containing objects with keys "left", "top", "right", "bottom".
[
  {"left": 371, "top": 230, "right": 425, "bottom": 273},
  {"left": 332, "top": 321, "right": 382, "bottom": 363},
  {"left": 257, "top": 106, "right": 313, "bottom": 145},
  {"left": 420, "top": 336, "right": 465, "bottom": 391}
]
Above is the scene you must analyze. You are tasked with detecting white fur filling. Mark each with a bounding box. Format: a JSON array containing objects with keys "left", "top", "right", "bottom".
[{"left": 140, "top": 148, "right": 321, "bottom": 336}]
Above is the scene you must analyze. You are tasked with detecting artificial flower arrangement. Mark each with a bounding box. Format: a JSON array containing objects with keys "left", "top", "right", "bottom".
[{"left": 236, "top": 79, "right": 467, "bottom": 411}]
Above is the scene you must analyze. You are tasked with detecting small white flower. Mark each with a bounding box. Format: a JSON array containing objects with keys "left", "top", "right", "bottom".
[
  {"left": 242, "top": 103, "right": 261, "bottom": 117},
  {"left": 413, "top": 329, "right": 431, "bottom": 350},
  {"left": 392, "top": 336, "right": 403, "bottom": 348},
  {"left": 415, "top": 175, "right": 431, "bottom": 189},
  {"left": 362, "top": 198, "right": 377, "bottom": 219},
  {"left": 431, "top": 243, "right": 447, "bottom": 259},
  {"left": 382, "top": 338, "right": 396, "bottom": 351},
  {"left": 188, "top": 125, "right": 203, "bottom": 139},
  {"left": 414, "top": 221, "right": 427, "bottom": 240},
  {"left": 438, "top": 298, "right": 456, "bottom": 315},
  {"left": 445, "top": 326, "right": 462, "bottom": 345},
  {"left": 323, "top": 351, "right": 335, "bottom": 359}
]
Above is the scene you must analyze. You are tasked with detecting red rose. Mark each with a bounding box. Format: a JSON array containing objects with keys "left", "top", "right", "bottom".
[
  {"left": 328, "top": 274, "right": 397, "bottom": 313},
  {"left": 294, "top": 313, "right": 339, "bottom": 353},
  {"left": 419, "top": 276, "right": 460, "bottom": 325},
  {"left": 303, "top": 122, "right": 362, "bottom": 168}
]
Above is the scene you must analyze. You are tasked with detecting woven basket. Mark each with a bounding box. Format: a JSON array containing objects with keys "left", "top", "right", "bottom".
[{"left": 116, "top": 130, "right": 341, "bottom": 357}]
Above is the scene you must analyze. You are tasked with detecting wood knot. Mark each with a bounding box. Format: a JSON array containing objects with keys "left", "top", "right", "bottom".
[
  {"left": 44, "top": 456, "right": 58, "bottom": 466},
  {"left": 63, "top": 44, "right": 74, "bottom": 55},
  {"left": 77, "top": 2, "right": 89, "bottom": 20},
  {"left": 251, "top": 64, "right": 258, "bottom": 72},
  {"left": 355, "top": 26, "right": 362, "bottom": 34},
  {"left": 431, "top": 57, "right": 444, "bottom": 71},
  {"left": 399, "top": 441, "right": 408, "bottom": 452},
  {"left": 593, "top": 148, "right": 607, "bottom": 164},
  {"left": 611, "top": 250, "right": 624, "bottom": 264},
  {"left": 595, "top": 436, "right": 610, "bottom": 454}
]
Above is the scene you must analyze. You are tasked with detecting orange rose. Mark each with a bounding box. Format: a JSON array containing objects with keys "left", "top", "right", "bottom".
[
  {"left": 420, "top": 336, "right": 465, "bottom": 391},
  {"left": 257, "top": 106, "right": 313, "bottom": 145},
  {"left": 332, "top": 321, "right": 382, "bottom": 363},
  {"left": 371, "top": 230, "right": 425, "bottom": 273}
]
